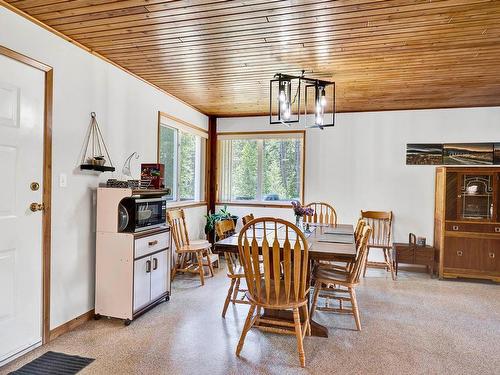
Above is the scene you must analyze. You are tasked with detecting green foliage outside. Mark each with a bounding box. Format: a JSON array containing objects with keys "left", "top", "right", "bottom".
[
  {"left": 159, "top": 126, "right": 197, "bottom": 201},
  {"left": 231, "top": 140, "right": 258, "bottom": 200},
  {"left": 159, "top": 126, "right": 175, "bottom": 199},
  {"left": 229, "top": 138, "right": 301, "bottom": 201},
  {"left": 179, "top": 132, "right": 196, "bottom": 200},
  {"left": 262, "top": 139, "right": 300, "bottom": 201}
]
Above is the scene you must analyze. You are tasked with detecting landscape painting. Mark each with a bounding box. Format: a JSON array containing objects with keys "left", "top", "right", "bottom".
[
  {"left": 443, "top": 143, "right": 493, "bottom": 165},
  {"left": 495, "top": 143, "right": 500, "bottom": 165},
  {"left": 406, "top": 144, "right": 443, "bottom": 165}
]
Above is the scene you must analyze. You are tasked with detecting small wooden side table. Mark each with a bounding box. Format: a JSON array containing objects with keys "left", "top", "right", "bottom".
[{"left": 393, "top": 243, "right": 437, "bottom": 277}]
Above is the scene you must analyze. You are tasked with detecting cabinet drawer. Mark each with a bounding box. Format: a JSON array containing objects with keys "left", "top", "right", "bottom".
[
  {"left": 396, "top": 248, "right": 414, "bottom": 263},
  {"left": 444, "top": 236, "right": 495, "bottom": 271},
  {"left": 446, "top": 222, "right": 500, "bottom": 234},
  {"left": 135, "top": 232, "right": 169, "bottom": 259},
  {"left": 414, "top": 249, "right": 435, "bottom": 264}
]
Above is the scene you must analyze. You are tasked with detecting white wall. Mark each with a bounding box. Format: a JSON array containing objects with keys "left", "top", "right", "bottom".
[
  {"left": 0, "top": 7, "right": 208, "bottom": 328},
  {"left": 217, "top": 107, "right": 500, "bottom": 243}
]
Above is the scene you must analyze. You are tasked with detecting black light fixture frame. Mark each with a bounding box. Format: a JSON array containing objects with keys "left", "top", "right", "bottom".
[
  {"left": 269, "top": 73, "right": 302, "bottom": 125},
  {"left": 303, "top": 79, "right": 336, "bottom": 129}
]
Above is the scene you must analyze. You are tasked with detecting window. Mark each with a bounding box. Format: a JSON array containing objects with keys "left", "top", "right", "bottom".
[
  {"left": 158, "top": 113, "right": 206, "bottom": 203},
  {"left": 218, "top": 131, "right": 304, "bottom": 204}
]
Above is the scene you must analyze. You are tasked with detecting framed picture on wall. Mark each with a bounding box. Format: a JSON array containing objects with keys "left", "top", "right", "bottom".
[
  {"left": 406, "top": 144, "right": 443, "bottom": 165},
  {"left": 442, "top": 143, "right": 493, "bottom": 165},
  {"left": 494, "top": 143, "right": 500, "bottom": 165}
]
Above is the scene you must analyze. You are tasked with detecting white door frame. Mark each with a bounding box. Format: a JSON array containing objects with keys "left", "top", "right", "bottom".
[{"left": 0, "top": 45, "right": 53, "bottom": 344}]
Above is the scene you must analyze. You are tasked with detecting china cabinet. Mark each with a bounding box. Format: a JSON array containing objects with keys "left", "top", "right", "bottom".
[{"left": 434, "top": 167, "right": 500, "bottom": 282}]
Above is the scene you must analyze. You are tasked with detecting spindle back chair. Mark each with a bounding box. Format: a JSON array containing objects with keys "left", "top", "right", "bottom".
[
  {"left": 236, "top": 217, "right": 311, "bottom": 367},
  {"left": 215, "top": 219, "right": 250, "bottom": 317},
  {"left": 304, "top": 202, "right": 337, "bottom": 225},
  {"left": 360, "top": 210, "right": 395, "bottom": 280}
]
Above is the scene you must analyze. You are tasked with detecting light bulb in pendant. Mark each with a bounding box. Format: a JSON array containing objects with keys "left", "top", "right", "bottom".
[
  {"left": 320, "top": 88, "right": 327, "bottom": 107},
  {"left": 279, "top": 90, "right": 286, "bottom": 103}
]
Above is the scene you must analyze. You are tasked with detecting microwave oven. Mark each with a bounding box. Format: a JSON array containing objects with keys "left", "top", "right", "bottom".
[{"left": 118, "top": 196, "right": 167, "bottom": 233}]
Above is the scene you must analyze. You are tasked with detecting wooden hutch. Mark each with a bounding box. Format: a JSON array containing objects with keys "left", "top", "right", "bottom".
[{"left": 434, "top": 167, "right": 500, "bottom": 282}]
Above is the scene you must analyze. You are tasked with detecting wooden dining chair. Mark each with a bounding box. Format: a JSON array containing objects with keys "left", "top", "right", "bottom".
[
  {"left": 236, "top": 217, "right": 311, "bottom": 368},
  {"left": 215, "top": 219, "right": 250, "bottom": 318},
  {"left": 167, "top": 209, "right": 216, "bottom": 286},
  {"left": 354, "top": 218, "right": 367, "bottom": 245},
  {"left": 360, "top": 210, "right": 395, "bottom": 280},
  {"left": 241, "top": 213, "right": 254, "bottom": 226},
  {"left": 304, "top": 202, "right": 337, "bottom": 225},
  {"left": 310, "top": 225, "right": 372, "bottom": 331}
]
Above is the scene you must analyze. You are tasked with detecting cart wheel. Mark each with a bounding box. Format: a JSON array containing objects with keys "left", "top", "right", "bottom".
[
  {"left": 124, "top": 319, "right": 132, "bottom": 326},
  {"left": 94, "top": 313, "right": 101, "bottom": 320},
  {"left": 165, "top": 295, "right": 170, "bottom": 302}
]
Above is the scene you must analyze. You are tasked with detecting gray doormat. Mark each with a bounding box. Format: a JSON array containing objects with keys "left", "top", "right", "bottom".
[{"left": 9, "top": 351, "right": 94, "bottom": 374}]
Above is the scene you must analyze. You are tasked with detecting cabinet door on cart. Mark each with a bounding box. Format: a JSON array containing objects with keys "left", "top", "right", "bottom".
[
  {"left": 151, "top": 250, "right": 169, "bottom": 300},
  {"left": 133, "top": 257, "right": 151, "bottom": 312}
]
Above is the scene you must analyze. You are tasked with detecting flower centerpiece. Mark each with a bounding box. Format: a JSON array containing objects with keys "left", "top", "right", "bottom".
[{"left": 291, "top": 200, "right": 314, "bottom": 227}]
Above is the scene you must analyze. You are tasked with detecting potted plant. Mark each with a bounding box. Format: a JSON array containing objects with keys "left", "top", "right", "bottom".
[{"left": 204, "top": 205, "right": 239, "bottom": 242}]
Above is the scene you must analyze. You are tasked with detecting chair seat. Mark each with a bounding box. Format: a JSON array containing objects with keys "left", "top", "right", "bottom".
[
  {"left": 314, "top": 266, "right": 350, "bottom": 284},
  {"left": 176, "top": 242, "right": 211, "bottom": 253},
  {"left": 190, "top": 239, "right": 210, "bottom": 246},
  {"left": 246, "top": 280, "right": 309, "bottom": 308},
  {"left": 202, "top": 253, "right": 219, "bottom": 265}
]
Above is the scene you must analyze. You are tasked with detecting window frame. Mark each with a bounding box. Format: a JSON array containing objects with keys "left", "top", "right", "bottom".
[
  {"left": 157, "top": 112, "right": 208, "bottom": 207},
  {"left": 216, "top": 130, "right": 306, "bottom": 207}
]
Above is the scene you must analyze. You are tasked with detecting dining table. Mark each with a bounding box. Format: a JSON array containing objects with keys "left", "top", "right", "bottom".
[{"left": 213, "top": 223, "right": 357, "bottom": 338}]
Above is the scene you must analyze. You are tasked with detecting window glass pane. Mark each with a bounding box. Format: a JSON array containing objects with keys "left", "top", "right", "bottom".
[
  {"left": 158, "top": 125, "right": 175, "bottom": 200},
  {"left": 262, "top": 138, "right": 301, "bottom": 201},
  {"left": 179, "top": 132, "right": 196, "bottom": 201},
  {"left": 231, "top": 139, "right": 258, "bottom": 201}
]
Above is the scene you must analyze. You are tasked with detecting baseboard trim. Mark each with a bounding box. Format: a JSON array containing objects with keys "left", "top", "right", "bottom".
[{"left": 49, "top": 309, "right": 95, "bottom": 341}]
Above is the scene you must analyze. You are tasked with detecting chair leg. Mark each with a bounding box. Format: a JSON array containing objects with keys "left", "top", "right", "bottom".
[
  {"left": 349, "top": 287, "right": 362, "bottom": 331},
  {"left": 171, "top": 254, "right": 180, "bottom": 281},
  {"left": 363, "top": 248, "right": 370, "bottom": 277},
  {"left": 236, "top": 304, "right": 256, "bottom": 356},
  {"left": 293, "top": 307, "right": 306, "bottom": 368},
  {"left": 232, "top": 278, "right": 241, "bottom": 304},
  {"left": 302, "top": 304, "right": 311, "bottom": 336},
  {"left": 385, "top": 249, "right": 396, "bottom": 280},
  {"left": 206, "top": 250, "right": 215, "bottom": 277},
  {"left": 222, "top": 279, "right": 236, "bottom": 318},
  {"left": 196, "top": 251, "right": 205, "bottom": 286},
  {"left": 310, "top": 280, "right": 321, "bottom": 319}
]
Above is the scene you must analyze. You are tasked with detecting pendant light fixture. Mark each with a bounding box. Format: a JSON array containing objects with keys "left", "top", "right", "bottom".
[
  {"left": 304, "top": 79, "right": 335, "bottom": 129},
  {"left": 269, "top": 73, "right": 301, "bottom": 125},
  {"left": 269, "top": 72, "right": 335, "bottom": 129}
]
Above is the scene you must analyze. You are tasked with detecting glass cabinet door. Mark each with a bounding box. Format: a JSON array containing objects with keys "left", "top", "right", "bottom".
[{"left": 459, "top": 174, "right": 494, "bottom": 220}]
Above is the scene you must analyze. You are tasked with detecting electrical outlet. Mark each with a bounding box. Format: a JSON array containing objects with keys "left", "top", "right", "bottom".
[{"left": 59, "top": 173, "right": 67, "bottom": 188}]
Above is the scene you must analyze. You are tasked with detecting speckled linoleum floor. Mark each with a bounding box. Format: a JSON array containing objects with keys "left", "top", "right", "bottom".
[{"left": 1, "top": 266, "right": 499, "bottom": 375}]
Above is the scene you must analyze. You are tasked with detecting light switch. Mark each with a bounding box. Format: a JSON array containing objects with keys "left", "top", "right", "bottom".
[{"left": 59, "top": 173, "right": 67, "bottom": 188}]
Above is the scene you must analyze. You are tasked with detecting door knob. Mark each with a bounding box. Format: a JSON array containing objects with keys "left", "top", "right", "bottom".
[{"left": 30, "top": 202, "right": 44, "bottom": 212}]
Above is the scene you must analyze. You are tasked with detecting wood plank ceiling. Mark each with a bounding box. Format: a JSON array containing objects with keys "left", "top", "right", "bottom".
[{"left": 5, "top": 0, "right": 500, "bottom": 116}]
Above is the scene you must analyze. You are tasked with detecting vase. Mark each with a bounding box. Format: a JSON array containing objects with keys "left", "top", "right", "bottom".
[{"left": 295, "top": 215, "right": 303, "bottom": 228}]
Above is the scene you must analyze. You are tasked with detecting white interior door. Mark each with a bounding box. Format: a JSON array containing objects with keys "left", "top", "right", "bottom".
[{"left": 0, "top": 54, "right": 45, "bottom": 364}]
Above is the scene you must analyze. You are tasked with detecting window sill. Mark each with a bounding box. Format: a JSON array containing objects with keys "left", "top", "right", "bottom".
[
  {"left": 216, "top": 201, "right": 293, "bottom": 209},
  {"left": 167, "top": 201, "right": 207, "bottom": 209}
]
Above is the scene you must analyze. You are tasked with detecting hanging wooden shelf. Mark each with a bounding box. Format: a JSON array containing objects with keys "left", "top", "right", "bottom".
[
  {"left": 80, "top": 164, "right": 116, "bottom": 172},
  {"left": 79, "top": 112, "right": 115, "bottom": 173}
]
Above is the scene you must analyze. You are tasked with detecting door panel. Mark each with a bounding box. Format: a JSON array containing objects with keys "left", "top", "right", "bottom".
[
  {"left": 133, "top": 257, "right": 151, "bottom": 312},
  {"left": 0, "top": 55, "right": 44, "bottom": 364},
  {"left": 151, "top": 250, "right": 169, "bottom": 300}
]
